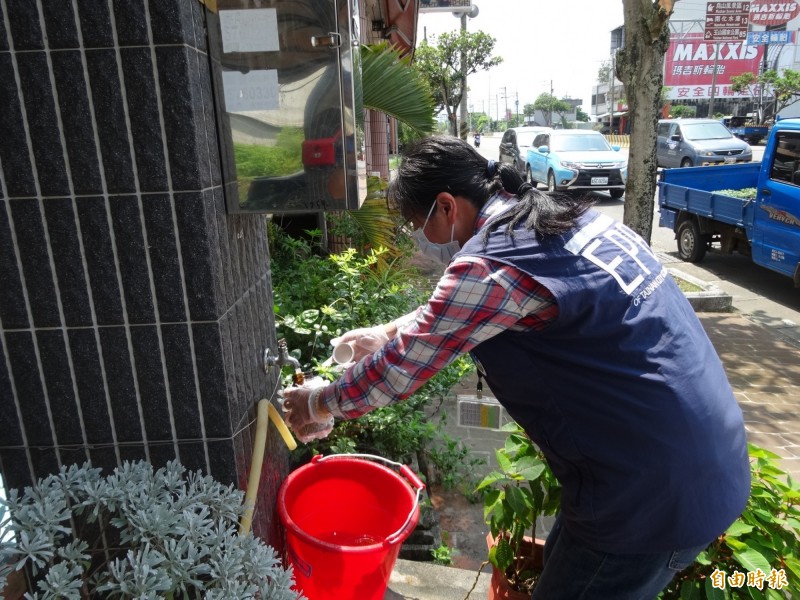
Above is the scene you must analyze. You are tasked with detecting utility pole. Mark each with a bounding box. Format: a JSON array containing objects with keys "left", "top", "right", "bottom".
[
  {"left": 608, "top": 58, "right": 615, "bottom": 133},
  {"left": 515, "top": 91, "right": 519, "bottom": 126},
  {"left": 708, "top": 42, "right": 719, "bottom": 118},
  {"left": 500, "top": 86, "right": 507, "bottom": 126},
  {"left": 459, "top": 12, "right": 468, "bottom": 139}
]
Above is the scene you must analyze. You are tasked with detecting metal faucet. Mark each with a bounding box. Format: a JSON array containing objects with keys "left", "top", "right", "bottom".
[
  {"left": 276, "top": 339, "right": 301, "bottom": 370},
  {"left": 263, "top": 339, "right": 302, "bottom": 377}
]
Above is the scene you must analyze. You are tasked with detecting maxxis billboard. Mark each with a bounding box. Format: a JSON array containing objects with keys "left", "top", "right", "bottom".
[{"left": 664, "top": 33, "right": 765, "bottom": 100}]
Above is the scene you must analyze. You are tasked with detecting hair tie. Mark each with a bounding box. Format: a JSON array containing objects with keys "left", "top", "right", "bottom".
[
  {"left": 486, "top": 159, "right": 497, "bottom": 178},
  {"left": 517, "top": 182, "right": 533, "bottom": 196}
]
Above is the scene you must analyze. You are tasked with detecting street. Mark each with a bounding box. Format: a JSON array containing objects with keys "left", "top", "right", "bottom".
[{"left": 473, "top": 133, "right": 800, "bottom": 340}]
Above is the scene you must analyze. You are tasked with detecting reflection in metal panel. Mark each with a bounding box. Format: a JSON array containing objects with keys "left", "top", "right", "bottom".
[{"left": 205, "top": 0, "right": 367, "bottom": 213}]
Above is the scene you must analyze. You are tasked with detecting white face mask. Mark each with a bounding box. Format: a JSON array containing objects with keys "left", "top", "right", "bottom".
[{"left": 412, "top": 201, "right": 461, "bottom": 264}]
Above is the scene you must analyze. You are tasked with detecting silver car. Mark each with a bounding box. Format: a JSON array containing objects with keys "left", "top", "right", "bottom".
[
  {"left": 656, "top": 118, "right": 752, "bottom": 168},
  {"left": 499, "top": 126, "right": 553, "bottom": 175}
]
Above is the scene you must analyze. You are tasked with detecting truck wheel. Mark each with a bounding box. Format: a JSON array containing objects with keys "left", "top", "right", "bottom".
[
  {"left": 547, "top": 171, "right": 557, "bottom": 193},
  {"left": 680, "top": 158, "right": 694, "bottom": 168},
  {"left": 677, "top": 220, "right": 707, "bottom": 262},
  {"left": 609, "top": 189, "right": 624, "bottom": 199}
]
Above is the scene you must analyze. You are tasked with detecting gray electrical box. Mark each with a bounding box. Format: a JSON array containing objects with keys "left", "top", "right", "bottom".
[{"left": 205, "top": 0, "right": 367, "bottom": 213}]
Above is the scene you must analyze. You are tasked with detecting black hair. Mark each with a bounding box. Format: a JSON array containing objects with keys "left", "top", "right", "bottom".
[{"left": 387, "top": 136, "right": 593, "bottom": 241}]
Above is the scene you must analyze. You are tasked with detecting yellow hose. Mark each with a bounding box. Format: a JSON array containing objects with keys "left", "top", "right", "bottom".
[{"left": 239, "top": 399, "right": 297, "bottom": 536}]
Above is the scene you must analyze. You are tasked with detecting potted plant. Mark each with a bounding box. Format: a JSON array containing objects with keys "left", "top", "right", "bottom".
[
  {"left": 658, "top": 443, "right": 800, "bottom": 599},
  {"left": 473, "top": 422, "right": 562, "bottom": 599},
  {"left": 0, "top": 460, "right": 301, "bottom": 599}
]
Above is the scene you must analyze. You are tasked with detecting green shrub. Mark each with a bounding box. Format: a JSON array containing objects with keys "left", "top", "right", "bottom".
[
  {"left": 659, "top": 444, "right": 799, "bottom": 599},
  {"left": 270, "top": 227, "right": 483, "bottom": 491}
]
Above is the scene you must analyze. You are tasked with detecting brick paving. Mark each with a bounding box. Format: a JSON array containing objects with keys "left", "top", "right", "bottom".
[{"left": 700, "top": 313, "right": 800, "bottom": 480}]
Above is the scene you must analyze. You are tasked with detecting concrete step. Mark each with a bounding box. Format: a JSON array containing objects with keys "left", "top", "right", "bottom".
[{"left": 385, "top": 559, "right": 490, "bottom": 600}]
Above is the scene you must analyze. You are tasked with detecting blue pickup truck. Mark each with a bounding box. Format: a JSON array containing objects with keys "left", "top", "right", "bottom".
[
  {"left": 720, "top": 115, "right": 769, "bottom": 145},
  {"left": 658, "top": 118, "right": 800, "bottom": 286}
]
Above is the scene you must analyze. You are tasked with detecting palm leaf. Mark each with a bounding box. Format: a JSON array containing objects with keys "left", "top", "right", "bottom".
[
  {"left": 360, "top": 42, "right": 436, "bottom": 135},
  {"left": 347, "top": 197, "right": 398, "bottom": 254}
]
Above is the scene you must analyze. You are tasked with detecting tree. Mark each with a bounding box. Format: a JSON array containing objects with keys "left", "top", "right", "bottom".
[
  {"left": 414, "top": 30, "right": 502, "bottom": 136},
  {"left": 533, "top": 93, "right": 572, "bottom": 127},
  {"left": 616, "top": 0, "right": 675, "bottom": 244},
  {"left": 575, "top": 107, "right": 591, "bottom": 122},
  {"left": 731, "top": 68, "right": 800, "bottom": 119}
]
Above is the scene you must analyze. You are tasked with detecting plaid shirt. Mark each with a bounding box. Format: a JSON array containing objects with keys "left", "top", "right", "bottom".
[{"left": 322, "top": 195, "right": 558, "bottom": 419}]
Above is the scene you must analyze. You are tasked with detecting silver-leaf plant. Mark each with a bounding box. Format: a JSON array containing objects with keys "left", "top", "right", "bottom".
[{"left": 0, "top": 460, "right": 302, "bottom": 599}]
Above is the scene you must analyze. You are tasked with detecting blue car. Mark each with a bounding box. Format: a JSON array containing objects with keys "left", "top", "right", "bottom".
[{"left": 526, "top": 130, "right": 628, "bottom": 199}]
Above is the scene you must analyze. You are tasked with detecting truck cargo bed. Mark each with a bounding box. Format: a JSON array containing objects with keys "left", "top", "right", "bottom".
[{"left": 658, "top": 163, "right": 760, "bottom": 227}]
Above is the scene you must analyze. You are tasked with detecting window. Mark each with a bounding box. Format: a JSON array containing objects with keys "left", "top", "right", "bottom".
[
  {"left": 657, "top": 122, "right": 672, "bottom": 138},
  {"left": 769, "top": 132, "right": 800, "bottom": 186}
]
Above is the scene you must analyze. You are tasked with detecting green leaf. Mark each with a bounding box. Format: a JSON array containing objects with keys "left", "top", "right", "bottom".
[
  {"left": 725, "top": 520, "right": 754, "bottom": 538},
  {"left": 704, "top": 576, "right": 729, "bottom": 600},
  {"left": 361, "top": 43, "right": 435, "bottom": 135},
  {"left": 732, "top": 548, "right": 772, "bottom": 574}
]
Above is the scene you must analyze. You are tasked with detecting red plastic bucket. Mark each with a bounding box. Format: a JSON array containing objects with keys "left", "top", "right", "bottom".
[{"left": 277, "top": 453, "right": 425, "bottom": 599}]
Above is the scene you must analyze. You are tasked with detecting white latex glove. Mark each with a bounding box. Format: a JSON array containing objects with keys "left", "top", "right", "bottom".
[
  {"left": 330, "top": 324, "right": 390, "bottom": 362},
  {"left": 281, "top": 384, "right": 334, "bottom": 444}
]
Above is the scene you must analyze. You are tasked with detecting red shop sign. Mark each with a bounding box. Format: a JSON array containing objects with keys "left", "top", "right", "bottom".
[{"left": 749, "top": 1, "right": 800, "bottom": 26}]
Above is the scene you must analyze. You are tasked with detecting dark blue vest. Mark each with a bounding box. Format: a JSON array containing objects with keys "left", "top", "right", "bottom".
[{"left": 460, "top": 208, "right": 750, "bottom": 553}]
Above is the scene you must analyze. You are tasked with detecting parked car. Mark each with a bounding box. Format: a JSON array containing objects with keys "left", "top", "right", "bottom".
[
  {"left": 525, "top": 129, "right": 627, "bottom": 198},
  {"left": 499, "top": 126, "right": 552, "bottom": 175},
  {"left": 656, "top": 118, "right": 753, "bottom": 168}
]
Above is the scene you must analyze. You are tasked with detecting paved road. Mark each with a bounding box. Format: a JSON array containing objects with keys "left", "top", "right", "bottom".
[{"left": 475, "top": 133, "right": 800, "bottom": 342}]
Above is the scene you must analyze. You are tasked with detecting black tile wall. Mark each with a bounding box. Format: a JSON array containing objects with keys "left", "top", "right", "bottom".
[
  {"left": 155, "top": 46, "right": 210, "bottom": 190},
  {"left": 129, "top": 326, "right": 172, "bottom": 441},
  {"left": 76, "top": 196, "right": 124, "bottom": 325},
  {"left": 177, "top": 441, "right": 206, "bottom": 474},
  {"left": 0, "top": 54, "right": 36, "bottom": 197},
  {"left": 76, "top": 0, "right": 114, "bottom": 48},
  {"left": 0, "top": 0, "right": 287, "bottom": 542},
  {"left": 0, "top": 3, "right": 8, "bottom": 52},
  {"left": 192, "top": 322, "right": 231, "bottom": 438},
  {"left": 149, "top": 0, "right": 197, "bottom": 47},
  {"left": 109, "top": 196, "right": 156, "bottom": 324},
  {"left": 98, "top": 327, "right": 143, "bottom": 443},
  {"left": 174, "top": 191, "right": 219, "bottom": 321},
  {"left": 42, "top": 198, "right": 93, "bottom": 327},
  {"left": 16, "top": 52, "right": 70, "bottom": 196},
  {"left": 142, "top": 194, "right": 186, "bottom": 322},
  {"left": 0, "top": 336, "right": 23, "bottom": 446},
  {"left": 113, "top": 0, "right": 149, "bottom": 47},
  {"left": 85, "top": 49, "right": 136, "bottom": 194},
  {"left": 162, "top": 323, "right": 201, "bottom": 439},
  {"left": 5, "top": 331, "right": 51, "bottom": 446},
  {"left": 0, "top": 449, "right": 34, "bottom": 493},
  {"left": 36, "top": 330, "right": 84, "bottom": 445},
  {"left": 9, "top": 198, "right": 60, "bottom": 328},
  {"left": 207, "top": 439, "right": 237, "bottom": 484},
  {"left": 0, "top": 201, "right": 30, "bottom": 330},
  {"left": 50, "top": 51, "right": 104, "bottom": 195},
  {"left": 67, "top": 329, "right": 114, "bottom": 444},
  {"left": 119, "top": 47, "right": 168, "bottom": 193},
  {"left": 41, "top": 0, "right": 79, "bottom": 50},
  {"left": 5, "top": 0, "right": 43, "bottom": 51}
]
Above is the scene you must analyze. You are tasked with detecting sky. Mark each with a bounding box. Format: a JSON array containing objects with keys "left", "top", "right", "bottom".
[{"left": 417, "top": 0, "right": 625, "bottom": 116}]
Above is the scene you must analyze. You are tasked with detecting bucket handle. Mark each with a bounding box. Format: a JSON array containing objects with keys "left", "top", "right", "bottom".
[{"left": 312, "top": 453, "right": 426, "bottom": 545}]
